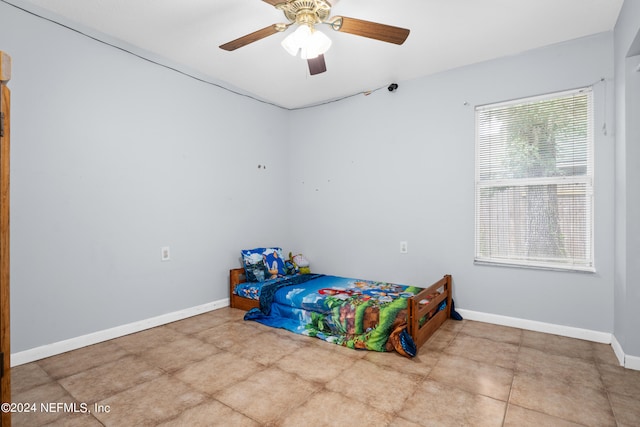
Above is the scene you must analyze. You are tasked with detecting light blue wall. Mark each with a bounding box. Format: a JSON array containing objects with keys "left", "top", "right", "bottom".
[
  {"left": 1, "top": 0, "right": 631, "bottom": 358},
  {"left": 1, "top": 3, "right": 291, "bottom": 352},
  {"left": 288, "top": 33, "right": 616, "bottom": 334},
  {"left": 614, "top": 0, "right": 640, "bottom": 359}
]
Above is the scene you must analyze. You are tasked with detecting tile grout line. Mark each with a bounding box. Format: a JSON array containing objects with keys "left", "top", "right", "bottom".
[
  {"left": 501, "top": 328, "right": 523, "bottom": 427},
  {"left": 593, "top": 351, "right": 622, "bottom": 426}
]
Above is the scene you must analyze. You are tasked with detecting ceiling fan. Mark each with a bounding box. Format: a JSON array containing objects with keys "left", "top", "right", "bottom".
[{"left": 219, "top": 0, "right": 410, "bottom": 75}]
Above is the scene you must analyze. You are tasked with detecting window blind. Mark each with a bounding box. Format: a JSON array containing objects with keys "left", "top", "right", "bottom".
[{"left": 475, "top": 88, "right": 594, "bottom": 271}]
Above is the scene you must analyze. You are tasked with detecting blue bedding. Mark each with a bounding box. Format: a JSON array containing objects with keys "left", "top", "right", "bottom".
[{"left": 243, "top": 274, "right": 445, "bottom": 356}]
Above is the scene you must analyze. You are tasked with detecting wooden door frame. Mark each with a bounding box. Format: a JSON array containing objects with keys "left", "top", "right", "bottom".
[{"left": 0, "top": 50, "right": 11, "bottom": 427}]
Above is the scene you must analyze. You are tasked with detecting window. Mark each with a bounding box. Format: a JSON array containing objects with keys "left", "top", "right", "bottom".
[{"left": 475, "top": 88, "right": 594, "bottom": 272}]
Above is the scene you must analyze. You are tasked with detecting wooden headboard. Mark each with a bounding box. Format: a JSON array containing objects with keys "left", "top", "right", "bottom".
[{"left": 229, "top": 268, "right": 259, "bottom": 310}]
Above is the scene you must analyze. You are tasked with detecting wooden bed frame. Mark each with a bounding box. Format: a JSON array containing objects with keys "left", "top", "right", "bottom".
[{"left": 229, "top": 268, "right": 453, "bottom": 350}]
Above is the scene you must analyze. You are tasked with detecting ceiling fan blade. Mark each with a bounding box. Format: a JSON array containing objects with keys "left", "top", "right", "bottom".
[
  {"left": 307, "top": 54, "right": 327, "bottom": 75},
  {"left": 219, "top": 25, "right": 281, "bottom": 51},
  {"left": 332, "top": 16, "right": 410, "bottom": 45}
]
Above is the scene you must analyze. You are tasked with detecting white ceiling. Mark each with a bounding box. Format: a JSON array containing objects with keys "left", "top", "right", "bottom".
[{"left": 7, "top": 0, "right": 624, "bottom": 109}]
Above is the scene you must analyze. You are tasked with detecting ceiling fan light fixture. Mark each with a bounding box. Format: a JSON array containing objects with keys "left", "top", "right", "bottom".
[
  {"left": 281, "top": 24, "right": 331, "bottom": 59},
  {"left": 221, "top": 0, "right": 410, "bottom": 75},
  {"left": 281, "top": 24, "right": 311, "bottom": 56},
  {"left": 301, "top": 29, "right": 332, "bottom": 59}
]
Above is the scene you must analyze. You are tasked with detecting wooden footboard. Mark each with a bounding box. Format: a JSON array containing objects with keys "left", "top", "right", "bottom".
[
  {"left": 229, "top": 267, "right": 452, "bottom": 351},
  {"left": 408, "top": 275, "right": 452, "bottom": 349}
]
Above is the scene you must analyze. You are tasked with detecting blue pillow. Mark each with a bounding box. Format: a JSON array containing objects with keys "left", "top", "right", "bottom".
[{"left": 241, "top": 247, "right": 286, "bottom": 282}]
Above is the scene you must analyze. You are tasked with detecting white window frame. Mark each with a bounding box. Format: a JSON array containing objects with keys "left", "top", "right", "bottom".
[{"left": 474, "top": 88, "right": 595, "bottom": 272}]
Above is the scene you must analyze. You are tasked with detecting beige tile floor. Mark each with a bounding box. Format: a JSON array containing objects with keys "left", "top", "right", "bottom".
[{"left": 9, "top": 308, "right": 640, "bottom": 426}]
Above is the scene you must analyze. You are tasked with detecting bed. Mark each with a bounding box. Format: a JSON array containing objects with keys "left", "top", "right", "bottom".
[{"left": 229, "top": 267, "right": 453, "bottom": 357}]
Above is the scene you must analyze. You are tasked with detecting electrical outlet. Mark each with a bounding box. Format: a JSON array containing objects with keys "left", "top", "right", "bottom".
[
  {"left": 161, "top": 246, "right": 170, "bottom": 261},
  {"left": 400, "top": 241, "right": 408, "bottom": 254}
]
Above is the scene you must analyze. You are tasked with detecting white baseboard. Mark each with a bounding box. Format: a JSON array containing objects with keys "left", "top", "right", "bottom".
[
  {"left": 11, "top": 298, "right": 230, "bottom": 367},
  {"left": 456, "top": 308, "right": 612, "bottom": 344},
  {"left": 625, "top": 353, "right": 640, "bottom": 370},
  {"left": 611, "top": 334, "right": 640, "bottom": 370},
  {"left": 13, "top": 302, "right": 639, "bottom": 372},
  {"left": 611, "top": 334, "right": 626, "bottom": 366}
]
